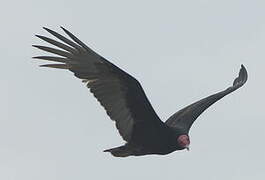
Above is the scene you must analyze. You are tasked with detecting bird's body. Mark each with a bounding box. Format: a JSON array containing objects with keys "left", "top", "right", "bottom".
[
  {"left": 108, "top": 125, "right": 185, "bottom": 157},
  {"left": 34, "top": 27, "right": 248, "bottom": 157}
]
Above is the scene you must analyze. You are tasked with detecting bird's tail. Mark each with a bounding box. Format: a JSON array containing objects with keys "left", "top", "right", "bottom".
[{"left": 103, "top": 145, "right": 133, "bottom": 157}]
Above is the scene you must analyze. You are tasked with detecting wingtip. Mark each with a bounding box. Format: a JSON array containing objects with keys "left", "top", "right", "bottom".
[
  {"left": 240, "top": 64, "right": 248, "bottom": 77},
  {"left": 32, "top": 45, "right": 43, "bottom": 49},
  {"left": 39, "top": 64, "right": 55, "bottom": 68},
  {"left": 42, "top": 27, "right": 50, "bottom": 31},
  {"left": 39, "top": 64, "right": 71, "bottom": 69},
  {"left": 241, "top": 64, "right": 246, "bottom": 70},
  {"left": 35, "top": 34, "right": 44, "bottom": 39},
  {"left": 42, "top": 27, "right": 56, "bottom": 34},
  {"left": 60, "top": 26, "right": 67, "bottom": 32},
  {"left": 233, "top": 64, "right": 248, "bottom": 86},
  {"left": 60, "top": 26, "right": 71, "bottom": 36}
]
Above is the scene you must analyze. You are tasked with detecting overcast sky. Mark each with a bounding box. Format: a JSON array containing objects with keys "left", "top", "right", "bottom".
[{"left": 1, "top": 0, "right": 265, "bottom": 179}]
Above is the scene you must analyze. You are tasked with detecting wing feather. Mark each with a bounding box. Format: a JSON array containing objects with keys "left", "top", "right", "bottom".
[
  {"left": 165, "top": 65, "right": 248, "bottom": 133},
  {"left": 34, "top": 27, "right": 165, "bottom": 142}
]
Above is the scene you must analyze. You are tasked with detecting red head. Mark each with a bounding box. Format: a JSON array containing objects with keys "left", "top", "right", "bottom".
[{"left": 177, "top": 135, "right": 190, "bottom": 150}]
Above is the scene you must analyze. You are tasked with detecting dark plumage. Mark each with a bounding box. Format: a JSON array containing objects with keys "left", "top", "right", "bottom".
[{"left": 33, "top": 27, "right": 248, "bottom": 157}]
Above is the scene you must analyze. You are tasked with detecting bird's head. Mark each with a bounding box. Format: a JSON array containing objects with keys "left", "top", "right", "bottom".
[{"left": 177, "top": 134, "right": 190, "bottom": 151}]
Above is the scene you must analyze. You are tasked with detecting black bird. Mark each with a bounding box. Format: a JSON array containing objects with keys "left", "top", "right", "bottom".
[{"left": 33, "top": 27, "right": 248, "bottom": 157}]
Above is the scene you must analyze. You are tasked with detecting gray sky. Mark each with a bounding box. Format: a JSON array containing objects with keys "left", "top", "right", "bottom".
[{"left": 1, "top": 0, "right": 265, "bottom": 179}]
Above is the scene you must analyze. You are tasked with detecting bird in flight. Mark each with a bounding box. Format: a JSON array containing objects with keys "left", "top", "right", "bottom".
[{"left": 33, "top": 27, "right": 248, "bottom": 157}]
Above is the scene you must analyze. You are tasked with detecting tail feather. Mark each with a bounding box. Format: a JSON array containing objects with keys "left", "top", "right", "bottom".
[{"left": 104, "top": 145, "right": 133, "bottom": 157}]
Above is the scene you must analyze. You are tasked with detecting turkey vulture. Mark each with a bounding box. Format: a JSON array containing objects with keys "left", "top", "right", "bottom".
[{"left": 33, "top": 27, "right": 248, "bottom": 157}]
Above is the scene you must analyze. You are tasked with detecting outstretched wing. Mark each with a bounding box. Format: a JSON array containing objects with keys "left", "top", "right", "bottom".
[
  {"left": 33, "top": 27, "right": 165, "bottom": 143},
  {"left": 165, "top": 65, "right": 248, "bottom": 133}
]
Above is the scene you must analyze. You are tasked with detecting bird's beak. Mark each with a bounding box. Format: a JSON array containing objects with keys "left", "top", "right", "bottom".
[{"left": 186, "top": 146, "right": 190, "bottom": 151}]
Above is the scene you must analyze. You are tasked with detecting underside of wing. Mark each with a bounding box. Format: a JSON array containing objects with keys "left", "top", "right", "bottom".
[
  {"left": 165, "top": 65, "right": 248, "bottom": 133},
  {"left": 33, "top": 27, "right": 165, "bottom": 143}
]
